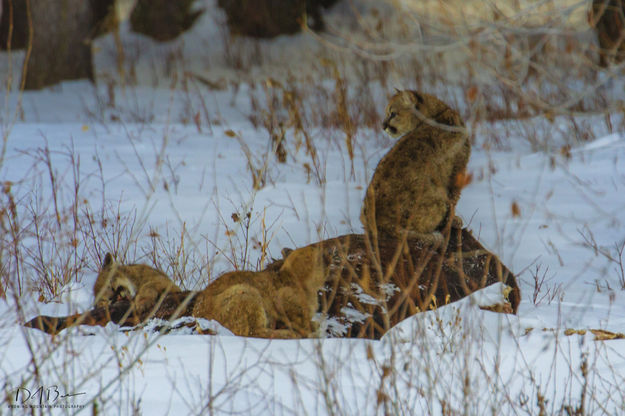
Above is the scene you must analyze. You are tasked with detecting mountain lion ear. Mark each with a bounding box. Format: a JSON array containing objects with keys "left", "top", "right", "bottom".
[
  {"left": 399, "top": 90, "right": 416, "bottom": 106},
  {"left": 411, "top": 91, "right": 424, "bottom": 105},
  {"left": 102, "top": 253, "right": 114, "bottom": 268}
]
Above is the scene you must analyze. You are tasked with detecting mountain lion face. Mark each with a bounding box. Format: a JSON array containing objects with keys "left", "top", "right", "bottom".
[
  {"left": 381, "top": 90, "right": 425, "bottom": 139},
  {"left": 93, "top": 253, "right": 180, "bottom": 313}
]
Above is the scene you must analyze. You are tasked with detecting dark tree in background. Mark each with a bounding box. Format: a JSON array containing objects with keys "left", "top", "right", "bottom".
[
  {"left": 591, "top": 0, "right": 625, "bottom": 66},
  {"left": 0, "top": 0, "right": 339, "bottom": 89},
  {"left": 0, "top": 0, "right": 114, "bottom": 90},
  {"left": 22, "top": 0, "right": 114, "bottom": 89},
  {"left": 0, "top": 0, "right": 29, "bottom": 50},
  {"left": 130, "top": 0, "right": 203, "bottom": 42},
  {"left": 0, "top": 0, "right": 202, "bottom": 89},
  {"left": 218, "top": 0, "right": 339, "bottom": 38}
]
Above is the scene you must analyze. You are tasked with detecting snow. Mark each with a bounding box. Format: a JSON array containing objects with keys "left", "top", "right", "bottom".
[{"left": 2, "top": 1, "right": 625, "bottom": 414}]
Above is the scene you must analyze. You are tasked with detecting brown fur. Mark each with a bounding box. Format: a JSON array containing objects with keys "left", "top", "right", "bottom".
[
  {"left": 192, "top": 245, "right": 325, "bottom": 338},
  {"left": 93, "top": 253, "right": 181, "bottom": 314},
  {"left": 361, "top": 90, "right": 470, "bottom": 246}
]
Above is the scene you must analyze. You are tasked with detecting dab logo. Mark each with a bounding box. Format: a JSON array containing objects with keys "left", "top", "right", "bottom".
[{"left": 11, "top": 385, "right": 86, "bottom": 409}]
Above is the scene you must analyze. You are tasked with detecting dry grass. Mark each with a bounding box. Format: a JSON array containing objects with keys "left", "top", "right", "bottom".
[
  {"left": 0, "top": 0, "right": 621, "bottom": 316},
  {"left": 0, "top": 1, "right": 624, "bottom": 414}
]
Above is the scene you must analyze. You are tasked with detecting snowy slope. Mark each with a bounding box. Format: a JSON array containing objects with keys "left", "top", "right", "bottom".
[{"left": 1, "top": 81, "right": 624, "bottom": 415}]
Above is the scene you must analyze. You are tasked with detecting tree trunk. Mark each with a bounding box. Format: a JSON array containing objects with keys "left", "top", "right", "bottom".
[
  {"left": 274, "top": 228, "right": 520, "bottom": 339},
  {"left": 0, "top": 0, "right": 29, "bottom": 50},
  {"left": 22, "top": 0, "right": 96, "bottom": 89},
  {"left": 591, "top": 0, "right": 625, "bottom": 66}
]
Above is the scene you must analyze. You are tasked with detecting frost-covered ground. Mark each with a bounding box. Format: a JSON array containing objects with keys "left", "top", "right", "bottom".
[{"left": 2, "top": 1, "right": 625, "bottom": 415}]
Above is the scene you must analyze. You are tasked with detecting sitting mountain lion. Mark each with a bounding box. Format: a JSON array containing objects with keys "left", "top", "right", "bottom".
[{"left": 361, "top": 89, "right": 471, "bottom": 247}]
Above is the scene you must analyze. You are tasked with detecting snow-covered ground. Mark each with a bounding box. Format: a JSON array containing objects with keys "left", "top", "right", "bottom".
[{"left": 2, "top": 1, "right": 625, "bottom": 414}]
